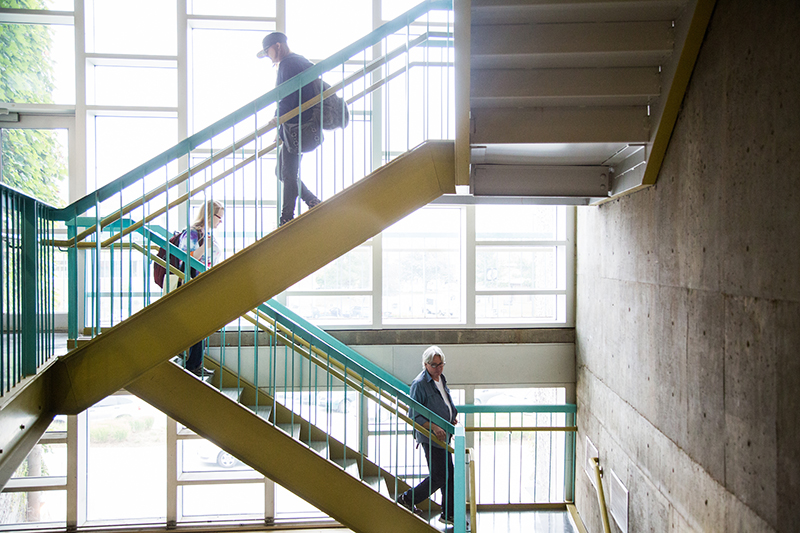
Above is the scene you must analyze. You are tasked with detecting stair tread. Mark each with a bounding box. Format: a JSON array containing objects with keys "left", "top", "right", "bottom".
[
  {"left": 333, "top": 457, "right": 360, "bottom": 477},
  {"left": 364, "top": 475, "right": 390, "bottom": 498},
  {"left": 248, "top": 405, "right": 272, "bottom": 420},
  {"left": 277, "top": 423, "right": 301, "bottom": 438},
  {"left": 221, "top": 388, "right": 243, "bottom": 401}
]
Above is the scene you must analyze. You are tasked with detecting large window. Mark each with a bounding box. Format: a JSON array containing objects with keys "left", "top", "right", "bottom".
[{"left": 283, "top": 204, "right": 574, "bottom": 328}]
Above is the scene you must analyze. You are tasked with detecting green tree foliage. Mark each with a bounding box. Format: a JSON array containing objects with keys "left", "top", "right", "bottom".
[{"left": 0, "top": 0, "right": 67, "bottom": 207}]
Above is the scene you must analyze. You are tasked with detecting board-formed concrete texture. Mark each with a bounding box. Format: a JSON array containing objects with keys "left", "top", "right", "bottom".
[{"left": 575, "top": 0, "right": 800, "bottom": 532}]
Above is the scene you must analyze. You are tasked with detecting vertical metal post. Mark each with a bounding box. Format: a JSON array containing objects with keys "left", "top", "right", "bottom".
[
  {"left": 565, "top": 411, "right": 576, "bottom": 502},
  {"left": 454, "top": 425, "right": 466, "bottom": 533},
  {"left": 167, "top": 417, "right": 178, "bottom": 528},
  {"left": 454, "top": 0, "right": 471, "bottom": 186},
  {"left": 21, "top": 197, "right": 38, "bottom": 376}
]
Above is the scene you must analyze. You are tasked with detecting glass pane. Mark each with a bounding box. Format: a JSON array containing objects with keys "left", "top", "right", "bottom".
[
  {"left": 1, "top": 0, "right": 74, "bottom": 8},
  {"left": 475, "top": 246, "right": 559, "bottom": 291},
  {"left": 285, "top": 294, "right": 371, "bottom": 326},
  {"left": 475, "top": 294, "right": 559, "bottom": 324},
  {"left": 92, "top": 115, "right": 177, "bottom": 189},
  {"left": 1, "top": 128, "right": 69, "bottom": 207},
  {"left": 181, "top": 439, "right": 253, "bottom": 473},
  {"left": 0, "top": 490, "right": 66, "bottom": 525},
  {"left": 475, "top": 205, "right": 558, "bottom": 241},
  {"left": 86, "top": 394, "right": 166, "bottom": 521},
  {"left": 12, "top": 443, "right": 66, "bottom": 479},
  {"left": 290, "top": 246, "right": 371, "bottom": 291},
  {"left": 286, "top": 0, "right": 371, "bottom": 60},
  {"left": 382, "top": 207, "right": 461, "bottom": 324},
  {"left": 473, "top": 388, "right": 567, "bottom": 505},
  {"left": 275, "top": 484, "right": 324, "bottom": 519},
  {"left": 0, "top": 23, "right": 74, "bottom": 105},
  {"left": 89, "top": 0, "right": 176, "bottom": 55},
  {"left": 189, "top": 0, "right": 275, "bottom": 17},
  {"left": 90, "top": 65, "right": 177, "bottom": 107},
  {"left": 191, "top": 28, "right": 276, "bottom": 132},
  {"left": 181, "top": 484, "right": 264, "bottom": 517},
  {"left": 475, "top": 387, "right": 566, "bottom": 406}
]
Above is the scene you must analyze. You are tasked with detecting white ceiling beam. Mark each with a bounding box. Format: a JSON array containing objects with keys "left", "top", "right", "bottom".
[
  {"left": 472, "top": 106, "right": 651, "bottom": 144},
  {"left": 471, "top": 164, "right": 611, "bottom": 197},
  {"left": 471, "top": 66, "right": 660, "bottom": 107},
  {"left": 472, "top": 20, "right": 674, "bottom": 69},
  {"left": 471, "top": 0, "right": 687, "bottom": 25}
]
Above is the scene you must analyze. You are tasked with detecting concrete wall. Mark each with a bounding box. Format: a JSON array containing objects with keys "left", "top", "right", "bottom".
[{"left": 574, "top": 1, "right": 800, "bottom": 532}]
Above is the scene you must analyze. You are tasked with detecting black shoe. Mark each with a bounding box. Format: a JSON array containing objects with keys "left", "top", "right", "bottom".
[
  {"left": 438, "top": 514, "right": 454, "bottom": 526},
  {"left": 189, "top": 366, "right": 215, "bottom": 379},
  {"left": 279, "top": 214, "right": 293, "bottom": 226},
  {"left": 397, "top": 492, "right": 423, "bottom": 516},
  {"left": 307, "top": 198, "right": 321, "bottom": 208}
]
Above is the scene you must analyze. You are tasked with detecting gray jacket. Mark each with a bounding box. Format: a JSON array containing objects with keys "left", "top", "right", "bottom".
[{"left": 408, "top": 369, "right": 458, "bottom": 449}]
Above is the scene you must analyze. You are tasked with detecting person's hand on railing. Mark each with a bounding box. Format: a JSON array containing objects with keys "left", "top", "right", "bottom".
[
  {"left": 427, "top": 421, "right": 447, "bottom": 442},
  {"left": 266, "top": 116, "right": 278, "bottom": 130}
]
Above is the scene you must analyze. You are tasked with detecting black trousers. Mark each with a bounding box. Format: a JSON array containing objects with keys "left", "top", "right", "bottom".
[
  {"left": 277, "top": 146, "right": 319, "bottom": 223},
  {"left": 185, "top": 338, "right": 204, "bottom": 371},
  {"left": 406, "top": 444, "right": 455, "bottom": 519}
]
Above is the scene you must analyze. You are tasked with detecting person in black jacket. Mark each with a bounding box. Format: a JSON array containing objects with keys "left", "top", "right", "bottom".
[
  {"left": 397, "top": 345, "right": 459, "bottom": 526},
  {"left": 257, "top": 31, "right": 321, "bottom": 226}
]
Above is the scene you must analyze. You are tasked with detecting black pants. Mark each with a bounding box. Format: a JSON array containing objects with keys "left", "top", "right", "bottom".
[
  {"left": 405, "top": 444, "right": 455, "bottom": 519},
  {"left": 185, "top": 338, "right": 204, "bottom": 371},
  {"left": 277, "top": 146, "right": 319, "bottom": 223}
]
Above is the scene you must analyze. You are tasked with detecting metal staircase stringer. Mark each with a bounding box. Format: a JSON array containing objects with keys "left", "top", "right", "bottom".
[
  {"left": 126, "top": 361, "right": 439, "bottom": 533},
  {"left": 51, "top": 140, "right": 456, "bottom": 417},
  {"left": 203, "top": 357, "right": 441, "bottom": 514}
]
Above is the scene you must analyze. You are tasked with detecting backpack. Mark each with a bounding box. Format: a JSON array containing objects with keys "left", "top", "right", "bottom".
[
  {"left": 319, "top": 80, "right": 350, "bottom": 130},
  {"left": 153, "top": 231, "right": 203, "bottom": 289},
  {"left": 153, "top": 231, "right": 184, "bottom": 289}
]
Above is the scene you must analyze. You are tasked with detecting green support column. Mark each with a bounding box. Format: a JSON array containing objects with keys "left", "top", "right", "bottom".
[
  {"left": 21, "top": 197, "right": 38, "bottom": 376},
  {"left": 454, "top": 426, "right": 466, "bottom": 533},
  {"left": 67, "top": 220, "right": 78, "bottom": 340}
]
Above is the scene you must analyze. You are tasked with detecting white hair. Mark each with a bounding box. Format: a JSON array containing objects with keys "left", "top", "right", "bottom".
[{"left": 422, "top": 345, "right": 445, "bottom": 368}]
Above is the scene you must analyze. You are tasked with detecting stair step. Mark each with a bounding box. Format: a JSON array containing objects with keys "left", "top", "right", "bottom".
[
  {"left": 364, "top": 475, "right": 390, "bottom": 498},
  {"left": 248, "top": 405, "right": 272, "bottom": 421},
  {"left": 277, "top": 423, "right": 301, "bottom": 439},
  {"left": 67, "top": 337, "right": 92, "bottom": 351},
  {"left": 308, "top": 440, "right": 329, "bottom": 458},
  {"left": 333, "top": 457, "right": 360, "bottom": 478},
  {"left": 221, "top": 388, "right": 243, "bottom": 402}
]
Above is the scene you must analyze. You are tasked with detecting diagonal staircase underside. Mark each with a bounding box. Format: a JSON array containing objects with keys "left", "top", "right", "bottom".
[
  {"left": 52, "top": 140, "right": 455, "bottom": 416},
  {"left": 0, "top": 141, "right": 455, "bottom": 506},
  {"left": 126, "top": 361, "right": 439, "bottom": 533}
]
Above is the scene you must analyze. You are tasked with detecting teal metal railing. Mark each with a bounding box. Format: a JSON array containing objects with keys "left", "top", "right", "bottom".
[
  {"left": 458, "top": 404, "right": 578, "bottom": 506},
  {"left": 135, "top": 222, "right": 465, "bottom": 528},
  {"left": 0, "top": 183, "right": 57, "bottom": 395},
  {"left": 11, "top": 1, "right": 468, "bottom": 529},
  {"left": 50, "top": 0, "right": 455, "bottom": 341}
]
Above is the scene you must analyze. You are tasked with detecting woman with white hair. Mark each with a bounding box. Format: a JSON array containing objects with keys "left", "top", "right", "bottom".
[{"left": 396, "top": 345, "right": 458, "bottom": 525}]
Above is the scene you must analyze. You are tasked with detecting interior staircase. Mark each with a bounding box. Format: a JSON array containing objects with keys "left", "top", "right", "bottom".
[
  {"left": 466, "top": 0, "right": 715, "bottom": 203},
  {"left": 126, "top": 361, "right": 440, "bottom": 533},
  {"left": 0, "top": 1, "right": 720, "bottom": 531}
]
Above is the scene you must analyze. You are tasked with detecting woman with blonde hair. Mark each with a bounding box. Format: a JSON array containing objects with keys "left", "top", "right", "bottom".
[{"left": 176, "top": 198, "right": 224, "bottom": 378}]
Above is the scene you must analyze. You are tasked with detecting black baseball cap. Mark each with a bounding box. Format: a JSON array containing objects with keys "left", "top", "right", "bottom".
[{"left": 257, "top": 31, "right": 287, "bottom": 58}]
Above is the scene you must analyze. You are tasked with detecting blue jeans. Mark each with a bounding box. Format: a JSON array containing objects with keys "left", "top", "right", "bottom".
[
  {"left": 277, "top": 145, "right": 319, "bottom": 223},
  {"left": 404, "top": 444, "right": 454, "bottom": 519},
  {"left": 185, "top": 338, "right": 204, "bottom": 371}
]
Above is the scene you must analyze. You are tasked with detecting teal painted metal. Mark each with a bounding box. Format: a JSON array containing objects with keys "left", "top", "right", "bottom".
[
  {"left": 264, "top": 299, "right": 410, "bottom": 394},
  {"left": 566, "top": 411, "right": 576, "bottom": 501},
  {"left": 454, "top": 426, "right": 466, "bottom": 533},
  {"left": 456, "top": 404, "right": 577, "bottom": 414},
  {"left": 139, "top": 221, "right": 453, "bottom": 432},
  {"left": 50, "top": 0, "right": 453, "bottom": 222},
  {"left": 22, "top": 198, "right": 38, "bottom": 376},
  {"left": 0, "top": 184, "right": 57, "bottom": 391}
]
